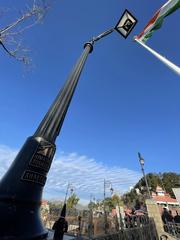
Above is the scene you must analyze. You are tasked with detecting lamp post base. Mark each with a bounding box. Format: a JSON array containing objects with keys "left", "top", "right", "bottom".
[
  {"left": 0, "top": 136, "right": 55, "bottom": 239},
  {"left": 0, "top": 200, "right": 48, "bottom": 239}
]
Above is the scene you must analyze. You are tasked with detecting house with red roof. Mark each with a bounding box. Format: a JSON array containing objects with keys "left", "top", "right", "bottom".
[{"left": 152, "top": 186, "right": 179, "bottom": 213}]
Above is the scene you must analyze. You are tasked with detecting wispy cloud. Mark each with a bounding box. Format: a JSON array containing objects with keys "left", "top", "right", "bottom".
[
  {"left": 0, "top": 145, "right": 141, "bottom": 202},
  {"left": 0, "top": 145, "right": 18, "bottom": 177}
]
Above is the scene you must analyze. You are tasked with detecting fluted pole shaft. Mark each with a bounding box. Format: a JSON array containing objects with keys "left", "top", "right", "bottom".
[
  {"left": 0, "top": 42, "right": 93, "bottom": 239},
  {"left": 34, "top": 42, "right": 93, "bottom": 143}
]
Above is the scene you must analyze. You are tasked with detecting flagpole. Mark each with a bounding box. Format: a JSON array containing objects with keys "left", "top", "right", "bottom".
[{"left": 135, "top": 38, "right": 180, "bottom": 76}]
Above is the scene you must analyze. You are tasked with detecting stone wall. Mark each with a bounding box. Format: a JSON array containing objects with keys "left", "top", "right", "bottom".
[{"left": 146, "top": 199, "right": 177, "bottom": 240}]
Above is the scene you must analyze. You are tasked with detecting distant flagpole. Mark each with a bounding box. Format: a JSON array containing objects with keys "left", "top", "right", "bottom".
[{"left": 135, "top": 38, "right": 180, "bottom": 76}]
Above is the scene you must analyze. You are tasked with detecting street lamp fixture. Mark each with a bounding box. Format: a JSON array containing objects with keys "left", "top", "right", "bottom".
[
  {"left": 110, "top": 187, "right": 114, "bottom": 195},
  {"left": 90, "top": 9, "right": 137, "bottom": 43},
  {"left": 70, "top": 187, "right": 74, "bottom": 195},
  {"left": 64, "top": 183, "right": 74, "bottom": 204},
  {"left": 115, "top": 9, "right": 138, "bottom": 38},
  {"left": 140, "top": 158, "right": 144, "bottom": 166},
  {"left": 138, "top": 152, "right": 145, "bottom": 167},
  {"left": 138, "top": 152, "right": 151, "bottom": 199}
]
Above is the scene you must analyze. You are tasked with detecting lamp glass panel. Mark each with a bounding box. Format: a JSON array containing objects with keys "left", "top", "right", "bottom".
[{"left": 115, "top": 9, "right": 138, "bottom": 38}]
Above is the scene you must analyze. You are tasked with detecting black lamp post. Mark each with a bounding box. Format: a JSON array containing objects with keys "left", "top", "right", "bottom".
[
  {"left": 103, "top": 180, "right": 116, "bottom": 234},
  {"left": 103, "top": 179, "right": 109, "bottom": 234},
  {"left": 64, "top": 183, "right": 74, "bottom": 204},
  {"left": 110, "top": 187, "right": 124, "bottom": 230},
  {"left": 0, "top": 41, "right": 93, "bottom": 240},
  {"left": 138, "top": 152, "right": 151, "bottom": 199},
  {"left": 0, "top": 9, "right": 137, "bottom": 239},
  {"left": 88, "top": 194, "right": 95, "bottom": 239},
  {"left": 61, "top": 182, "right": 73, "bottom": 219}
]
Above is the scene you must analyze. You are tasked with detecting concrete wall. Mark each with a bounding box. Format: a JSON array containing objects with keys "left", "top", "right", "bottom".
[{"left": 146, "top": 199, "right": 177, "bottom": 240}]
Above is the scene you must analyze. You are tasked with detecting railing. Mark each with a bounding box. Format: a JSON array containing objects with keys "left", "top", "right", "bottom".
[
  {"left": 163, "top": 222, "right": 180, "bottom": 239},
  {"left": 123, "top": 219, "right": 158, "bottom": 240},
  {"left": 43, "top": 212, "right": 159, "bottom": 240},
  {"left": 46, "top": 218, "right": 158, "bottom": 240},
  {"left": 124, "top": 214, "right": 150, "bottom": 228},
  {"left": 86, "top": 216, "right": 158, "bottom": 240}
]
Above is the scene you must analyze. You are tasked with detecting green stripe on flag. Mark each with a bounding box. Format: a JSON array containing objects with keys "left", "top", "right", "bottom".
[{"left": 142, "top": 0, "right": 180, "bottom": 42}]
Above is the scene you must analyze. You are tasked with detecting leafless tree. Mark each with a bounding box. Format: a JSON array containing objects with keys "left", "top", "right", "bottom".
[{"left": 0, "top": 0, "right": 50, "bottom": 64}]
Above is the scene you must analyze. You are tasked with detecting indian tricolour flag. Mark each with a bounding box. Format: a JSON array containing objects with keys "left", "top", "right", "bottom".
[
  {"left": 134, "top": 0, "right": 180, "bottom": 76},
  {"left": 137, "top": 0, "right": 180, "bottom": 42}
]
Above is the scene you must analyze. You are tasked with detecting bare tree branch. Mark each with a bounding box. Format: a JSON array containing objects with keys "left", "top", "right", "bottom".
[{"left": 0, "top": 0, "right": 50, "bottom": 64}]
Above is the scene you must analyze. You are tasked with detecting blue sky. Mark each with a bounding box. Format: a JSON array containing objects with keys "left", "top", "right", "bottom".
[{"left": 0, "top": 0, "right": 179, "bottom": 202}]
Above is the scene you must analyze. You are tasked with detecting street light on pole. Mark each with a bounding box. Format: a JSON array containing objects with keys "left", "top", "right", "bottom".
[
  {"left": 110, "top": 187, "right": 124, "bottom": 230},
  {"left": 88, "top": 194, "right": 95, "bottom": 239},
  {"left": 103, "top": 179, "right": 113, "bottom": 234},
  {"left": 138, "top": 152, "right": 151, "bottom": 199},
  {"left": 62, "top": 183, "right": 74, "bottom": 218},
  {"left": 103, "top": 180, "right": 118, "bottom": 234},
  {"left": 0, "top": 9, "right": 137, "bottom": 239},
  {"left": 64, "top": 183, "right": 74, "bottom": 204},
  {"left": 103, "top": 179, "right": 108, "bottom": 234}
]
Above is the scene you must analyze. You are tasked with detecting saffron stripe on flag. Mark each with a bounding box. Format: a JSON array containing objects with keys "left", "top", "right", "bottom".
[{"left": 136, "top": 0, "right": 180, "bottom": 42}]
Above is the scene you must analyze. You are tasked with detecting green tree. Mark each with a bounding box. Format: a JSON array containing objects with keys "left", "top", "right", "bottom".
[
  {"left": 88, "top": 201, "right": 97, "bottom": 210},
  {"left": 122, "top": 172, "right": 180, "bottom": 205},
  {"left": 103, "top": 197, "right": 114, "bottom": 211},
  {"left": 134, "top": 173, "right": 161, "bottom": 193},
  {"left": 162, "top": 172, "right": 180, "bottom": 197},
  {"left": 137, "top": 172, "right": 180, "bottom": 197},
  {"left": 122, "top": 189, "right": 140, "bottom": 208},
  {"left": 111, "top": 194, "right": 123, "bottom": 207},
  {"left": 49, "top": 201, "right": 63, "bottom": 217},
  {"left": 67, "top": 193, "right": 79, "bottom": 209},
  {"left": 102, "top": 195, "right": 124, "bottom": 211}
]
